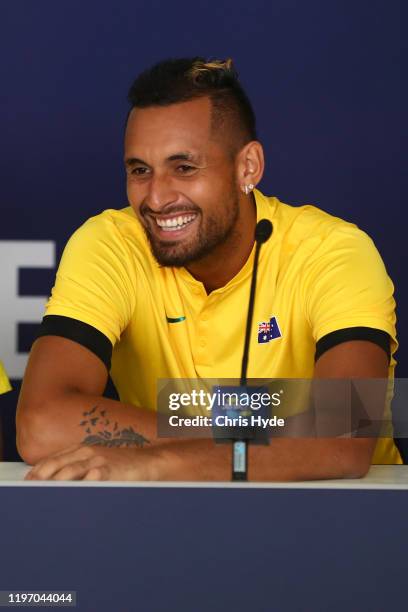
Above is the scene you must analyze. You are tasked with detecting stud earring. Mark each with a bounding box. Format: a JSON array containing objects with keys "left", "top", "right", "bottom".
[{"left": 243, "top": 183, "right": 254, "bottom": 195}]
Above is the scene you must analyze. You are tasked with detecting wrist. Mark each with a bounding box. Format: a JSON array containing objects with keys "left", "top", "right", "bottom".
[
  {"left": 144, "top": 440, "right": 231, "bottom": 481},
  {"left": 139, "top": 445, "right": 174, "bottom": 481}
]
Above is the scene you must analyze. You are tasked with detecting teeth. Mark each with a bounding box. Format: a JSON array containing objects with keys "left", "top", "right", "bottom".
[{"left": 156, "top": 214, "right": 196, "bottom": 230}]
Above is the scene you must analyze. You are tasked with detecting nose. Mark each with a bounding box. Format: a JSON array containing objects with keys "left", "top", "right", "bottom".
[{"left": 144, "top": 173, "right": 178, "bottom": 213}]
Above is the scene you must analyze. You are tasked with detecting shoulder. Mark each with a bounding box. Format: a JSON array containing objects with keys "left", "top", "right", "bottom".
[
  {"left": 72, "top": 206, "right": 145, "bottom": 243},
  {"left": 257, "top": 191, "right": 390, "bottom": 287},
  {"left": 63, "top": 206, "right": 152, "bottom": 264},
  {"left": 269, "top": 195, "right": 377, "bottom": 257}
]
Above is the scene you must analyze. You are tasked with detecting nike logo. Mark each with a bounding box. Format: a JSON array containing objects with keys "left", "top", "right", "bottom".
[{"left": 166, "top": 316, "right": 186, "bottom": 323}]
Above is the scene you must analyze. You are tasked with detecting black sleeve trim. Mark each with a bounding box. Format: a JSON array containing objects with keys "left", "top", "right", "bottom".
[
  {"left": 315, "top": 327, "right": 391, "bottom": 363},
  {"left": 37, "top": 315, "right": 112, "bottom": 370}
]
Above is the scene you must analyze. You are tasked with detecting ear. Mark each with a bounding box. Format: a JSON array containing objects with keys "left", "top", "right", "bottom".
[{"left": 235, "top": 141, "right": 265, "bottom": 195}]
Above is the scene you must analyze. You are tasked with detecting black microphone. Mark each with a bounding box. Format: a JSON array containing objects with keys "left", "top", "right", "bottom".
[
  {"left": 255, "top": 218, "right": 273, "bottom": 244},
  {"left": 232, "top": 218, "right": 273, "bottom": 481},
  {"left": 240, "top": 219, "right": 273, "bottom": 386}
]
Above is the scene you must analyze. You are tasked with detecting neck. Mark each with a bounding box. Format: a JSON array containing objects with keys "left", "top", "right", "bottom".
[{"left": 185, "top": 193, "right": 257, "bottom": 293}]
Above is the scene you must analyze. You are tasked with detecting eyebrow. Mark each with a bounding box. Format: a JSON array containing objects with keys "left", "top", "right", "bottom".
[{"left": 125, "top": 152, "right": 203, "bottom": 166}]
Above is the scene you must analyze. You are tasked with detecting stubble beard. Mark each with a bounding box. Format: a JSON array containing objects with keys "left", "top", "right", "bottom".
[{"left": 144, "top": 193, "right": 241, "bottom": 268}]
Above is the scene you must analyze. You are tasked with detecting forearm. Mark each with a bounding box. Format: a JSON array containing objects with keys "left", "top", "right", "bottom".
[
  {"left": 16, "top": 391, "right": 157, "bottom": 464},
  {"left": 24, "top": 429, "right": 375, "bottom": 481},
  {"left": 150, "top": 437, "right": 375, "bottom": 481}
]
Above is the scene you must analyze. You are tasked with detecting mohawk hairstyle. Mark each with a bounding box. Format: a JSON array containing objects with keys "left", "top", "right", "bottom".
[{"left": 127, "top": 57, "right": 257, "bottom": 155}]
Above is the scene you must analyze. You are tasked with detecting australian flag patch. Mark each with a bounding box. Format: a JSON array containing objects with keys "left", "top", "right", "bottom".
[{"left": 257, "top": 316, "right": 282, "bottom": 344}]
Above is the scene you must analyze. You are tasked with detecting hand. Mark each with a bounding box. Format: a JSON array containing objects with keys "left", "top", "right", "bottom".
[{"left": 24, "top": 444, "right": 154, "bottom": 481}]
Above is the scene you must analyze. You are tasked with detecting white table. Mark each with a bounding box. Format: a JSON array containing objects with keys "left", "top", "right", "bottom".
[{"left": 1, "top": 461, "right": 408, "bottom": 488}]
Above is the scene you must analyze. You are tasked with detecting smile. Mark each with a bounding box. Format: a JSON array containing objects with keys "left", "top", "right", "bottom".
[{"left": 155, "top": 214, "right": 197, "bottom": 232}]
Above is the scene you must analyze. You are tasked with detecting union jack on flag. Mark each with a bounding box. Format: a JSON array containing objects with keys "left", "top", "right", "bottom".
[
  {"left": 258, "top": 321, "right": 270, "bottom": 334},
  {"left": 257, "top": 316, "right": 282, "bottom": 344}
]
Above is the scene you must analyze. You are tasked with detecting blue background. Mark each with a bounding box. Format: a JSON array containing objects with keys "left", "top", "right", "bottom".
[{"left": 0, "top": 0, "right": 407, "bottom": 462}]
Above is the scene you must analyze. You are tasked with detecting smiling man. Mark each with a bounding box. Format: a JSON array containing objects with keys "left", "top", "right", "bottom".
[{"left": 16, "top": 57, "right": 400, "bottom": 480}]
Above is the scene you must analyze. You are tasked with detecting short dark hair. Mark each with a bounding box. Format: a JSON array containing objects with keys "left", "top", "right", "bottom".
[{"left": 127, "top": 57, "right": 257, "bottom": 155}]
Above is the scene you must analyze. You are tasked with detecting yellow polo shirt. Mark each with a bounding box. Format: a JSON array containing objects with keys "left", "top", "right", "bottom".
[
  {"left": 0, "top": 361, "right": 11, "bottom": 394},
  {"left": 42, "top": 189, "right": 400, "bottom": 464}
]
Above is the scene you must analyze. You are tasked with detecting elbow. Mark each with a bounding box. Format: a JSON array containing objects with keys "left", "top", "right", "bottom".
[
  {"left": 343, "top": 459, "right": 371, "bottom": 479},
  {"left": 16, "top": 418, "right": 44, "bottom": 466},
  {"left": 16, "top": 401, "right": 54, "bottom": 465},
  {"left": 340, "top": 440, "right": 374, "bottom": 479}
]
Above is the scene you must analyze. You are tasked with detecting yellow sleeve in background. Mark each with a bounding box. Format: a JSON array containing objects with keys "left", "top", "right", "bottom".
[{"left": 0, "top": 360, "right": 12, "bottom": 394}]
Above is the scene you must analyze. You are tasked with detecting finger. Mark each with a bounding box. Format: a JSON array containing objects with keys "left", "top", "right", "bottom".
[
  {"left": 24, "top": 444, "right": 84, "bottom": 475},
  {"left": 24, "top": 445, "right": 80, "bottom": 479},
  {"left": 83, "top": 466, "right": 108, "bottom": 481},
  {"left": 52, "top": 460, "right": 95, "bottom": 481},
  {"left": 27, "top": 446, "right": 96, "bottom": 480},
  {"left": 52, "top": 455, "right": 108, "bottom": 481}
]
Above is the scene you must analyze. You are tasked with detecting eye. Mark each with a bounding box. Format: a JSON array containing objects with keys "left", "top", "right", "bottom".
[
  {"left": 177, "top": 165, "right": 196, "bottom": 174},
  {"left": 131, "top": 167, "right": 150, "bottom": 176}
]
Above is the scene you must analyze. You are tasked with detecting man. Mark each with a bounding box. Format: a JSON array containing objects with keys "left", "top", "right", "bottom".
[{"left": 16, "top": 57, "right": 399, "bottom": 480}]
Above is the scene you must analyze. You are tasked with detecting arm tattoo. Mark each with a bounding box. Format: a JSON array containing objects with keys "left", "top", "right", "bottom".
[{"left": 79, "top": 405, "right": 150, "bottom": 448}]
